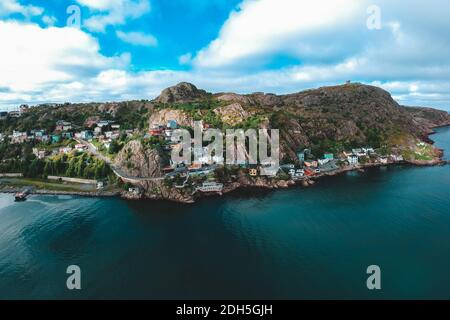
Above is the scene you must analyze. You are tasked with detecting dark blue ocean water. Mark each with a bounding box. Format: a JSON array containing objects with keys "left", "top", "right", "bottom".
[{"left": 0, "top": 127, "right": 449, "bottom": 300}]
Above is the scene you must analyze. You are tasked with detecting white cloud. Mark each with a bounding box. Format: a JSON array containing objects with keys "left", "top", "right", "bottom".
[
  {"left": 194, "top": 0, "right": 366, "bottom": 68},
  {"left": 0, "top": 21, "right": 129, "bottom": 107},
  {"left": 76, "top": 0, "right": 151, "bottom": 32},
  {"left": 116, "top": 30, "right": 157, "bottom": 46},
  {"left": 0, "top": 0, "right": 43, "bottom": 18}
]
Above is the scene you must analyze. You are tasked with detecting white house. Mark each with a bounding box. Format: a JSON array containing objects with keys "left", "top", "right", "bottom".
[
  {"left": 318, "top": 159, "right": 331, "bottom": 166},
  {"left": 391, "top": 155, "right": 404, "bottom": 162},
  {"left": 347, "top": 154, "right": 359, "bottom": 165},
  {"left": 75, "top": 144, "right": 87, "bottom": 152},
  {"left": 59, "top": 147, "right": 73, "bottom": 154}
]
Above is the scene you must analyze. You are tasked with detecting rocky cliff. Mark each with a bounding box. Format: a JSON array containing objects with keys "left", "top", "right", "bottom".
[{"left": 115, "top": 140, "right": 166, "bottom": 178}]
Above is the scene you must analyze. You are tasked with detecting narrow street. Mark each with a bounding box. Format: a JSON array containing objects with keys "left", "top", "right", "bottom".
[{"left": 75, "top": 139, "right": 165, "bottom": 182}]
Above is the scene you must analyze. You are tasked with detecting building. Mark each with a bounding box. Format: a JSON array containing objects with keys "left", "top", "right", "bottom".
[
  {"left": 8, "top": 110, "right": 21, "bottom": 118},
  {"left": 149, "top": 128, "right": 163, "bottom": 136},
  {"left": 59, "top": 147, "right": 73, "bottom": 154},
  {"left": 324, "top": 153, "right": 334, "bottom": 160},
  {"left": 96, "top": 120, "right": 113, "bottom": 129},
  {"left": 0, "top": 111, "right": 7, "bottom": 120},
  {"left": 167, "top": 120, "right": 178, "bottom": 130},
  {"left": 319, "top": 160, "right": 339, "bottom": 172},
  {"left": 19, "top": 105, "right": 29, "bottom": 113},
  {"left": 11, "top": 131, "right": 27, "bottom": 144},
  {"left": 352, "top": 148, "right": 367, "bottom": 157},
  {"left": 249, "top": 168, "right": 258, "bottom": 176},
  {"left": 80, "top": 131, "right": 93, "bottom": 140},
  {"left": 288, "top": 169, "right": 296, "bottom": 177},
  {"left": 75, "top": 144, "right": 87, "bottom": 152},
  {"left": 32, "top": 148, "right": 48, "bottom": 159},
  {"left": 104, "top": 131, "right": 120, "bottom": 140},
  {"left": 61, "top": 132, "right": 73, "bottom": 139},
  {"left": 52, "top": 135, "right": 61, "bottom": 143},
  {"left": 55, "top": 120, "right": 72, "bottom": 132},
  {"left": 34, "top": 130, "right": 46, "bottom": 141},
  {"left": 129, "top": 187, "right": 142, "bottom": 195},
  {"left": 94, "top": 127, "right": 103, "bottom": 135},
  {"left": 347, "top": 154, "right": 359, "bottom": 165},
  {"left": 391, "top": 154, "right": 404, "bottom": 162},
  {"left": 196, "top": 182, "right": 223, "bottom": 193},
  {"left": 304, "top": 161, "right": 318, "bottom": 168}
]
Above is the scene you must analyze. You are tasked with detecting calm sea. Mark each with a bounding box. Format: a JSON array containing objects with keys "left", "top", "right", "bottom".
[{"left": 0, "top": 126, "right": 449, "bottom": 299}]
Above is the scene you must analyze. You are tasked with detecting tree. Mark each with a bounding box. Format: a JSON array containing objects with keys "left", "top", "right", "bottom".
[{"left": 109, "top": 140, "right": 121, "bottom": 154}]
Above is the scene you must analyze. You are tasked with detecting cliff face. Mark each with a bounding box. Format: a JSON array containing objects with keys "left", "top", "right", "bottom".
[
  {"left": 213, "top": 103, "right": 252, "bottom": 126},
  {"left": 404, "top": 106, "right": 450, "bottom": 134},
  {"left": 115, "top": 140, "right": 166, "bottom": 178},
  {"left": 149, "top": 109, "right": 194, "bottom": 128}
]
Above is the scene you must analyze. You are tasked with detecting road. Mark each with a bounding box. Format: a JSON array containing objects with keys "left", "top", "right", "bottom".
[{"left": 75, "top": 139, "right": 165, "bottom": 183}]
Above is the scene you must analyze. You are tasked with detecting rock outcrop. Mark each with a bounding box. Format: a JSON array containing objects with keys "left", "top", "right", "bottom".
[
  {"left": 154, "top": 82, "right": 209, "bottom": 104},
  {"left": 115, "top": 140, "right": 166, "bottom": 178},
  {"left": 213, "top": 103, "right": 252, "bottom": 126},
  {"left": 148, "top": 109, "right": 194, "bottom": 128}
]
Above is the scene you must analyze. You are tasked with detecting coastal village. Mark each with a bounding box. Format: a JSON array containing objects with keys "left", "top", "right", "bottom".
[
  {"left": 0, "top": 103, "right": 413, "bottom": 202},
  {"left": 0, "top": 83, "right": 449, "bottom": 202}
]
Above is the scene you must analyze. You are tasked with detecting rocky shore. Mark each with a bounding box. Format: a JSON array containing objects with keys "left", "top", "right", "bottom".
[
  {"left": 119, "top": 158, "right": 447, "bottom": 204},
  {"left": 3, "top": 136, "right": 448, "bottom": 203},
  {"left": 2, "top": 158, "right": 446, "bottom": 203}
]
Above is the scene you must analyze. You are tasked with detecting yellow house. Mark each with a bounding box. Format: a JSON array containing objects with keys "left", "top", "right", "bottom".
[{"left": 249, "top": 169, "right": 258, "bottom": 176}]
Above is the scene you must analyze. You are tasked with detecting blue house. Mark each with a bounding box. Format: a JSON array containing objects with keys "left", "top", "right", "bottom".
[
  {"left": 51, "top": 135, "right": 61, "bottom": 143},
  {"left": 61, "top": 132, "right": 73, "bottom": 139},
  {"left": 167, "top": 120, "right": 178, "bottom": 129}
]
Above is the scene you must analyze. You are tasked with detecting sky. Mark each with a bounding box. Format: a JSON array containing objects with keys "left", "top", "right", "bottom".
[{"left": 0, "top": 0, "right": 450, "bottom": 111}]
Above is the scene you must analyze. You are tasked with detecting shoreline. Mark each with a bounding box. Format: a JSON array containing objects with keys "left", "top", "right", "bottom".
[
  {"left": 2, "top": 125, "right": 448, "bottom": 203},
  {"left": 1, "top": 160, "right": 447, "bottom": 202},
  {"left": 0, "top": 187, "right": 120, "bottom": 198}
]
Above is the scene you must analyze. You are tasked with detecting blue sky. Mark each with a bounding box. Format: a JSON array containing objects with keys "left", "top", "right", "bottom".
[{"left": 1, "top": 0, "right": 450, "bottom": 111}]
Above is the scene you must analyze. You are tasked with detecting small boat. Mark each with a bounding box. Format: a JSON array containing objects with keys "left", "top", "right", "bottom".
[{"left": 14, "top": 188, "right": 31, "bottom": 202}]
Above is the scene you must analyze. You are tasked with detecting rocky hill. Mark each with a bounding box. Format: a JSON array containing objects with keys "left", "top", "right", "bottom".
[
  {"left": 154, "top": 82, "right": 210, "bottom": 104},
  {"left": 149, "top": 82, "right": 450, "bottom": 162},
  {"left": 115, "top": 140, "right": 166, "bottom": 178}
]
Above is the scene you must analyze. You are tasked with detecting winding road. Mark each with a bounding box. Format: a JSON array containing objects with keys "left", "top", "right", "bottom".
[{"left": 75, "top": 139, "right": 165, "bottom": 183}]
